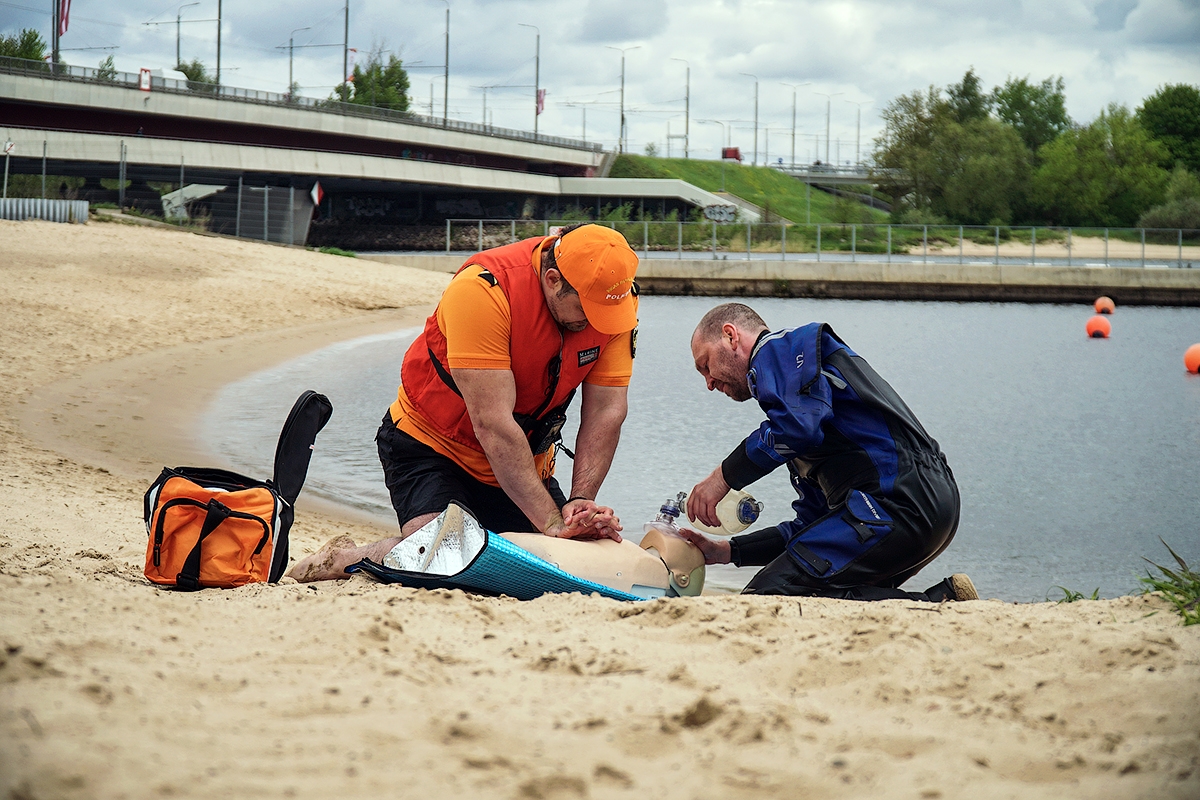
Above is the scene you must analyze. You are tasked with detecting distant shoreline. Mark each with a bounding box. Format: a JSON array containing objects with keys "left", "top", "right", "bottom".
[{"left": 362, "top": 251, "right": 1200, "bottom": 306}]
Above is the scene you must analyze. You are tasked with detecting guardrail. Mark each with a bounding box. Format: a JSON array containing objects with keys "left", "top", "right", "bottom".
[
  {"left": 435, "top": 220, "right": 1200, "bottom": 269},
  {"left": 769, "top": 164, "right": 905, "bottom": 182},
  {"left": 0, "top": 197, "right": 88, "bottom": 223},
  {"left": 0, "top": 56, "right": 603, "bottom": 154}
]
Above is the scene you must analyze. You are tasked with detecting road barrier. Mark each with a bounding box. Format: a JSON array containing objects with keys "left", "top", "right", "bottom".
[{"left": 0, "top": 198, "right": 88, "bottom": 223}]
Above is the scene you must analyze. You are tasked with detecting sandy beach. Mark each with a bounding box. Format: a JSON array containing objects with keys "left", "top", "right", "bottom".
[{"left": 1, "top": 218, "right": 1197, "bottom": 799}]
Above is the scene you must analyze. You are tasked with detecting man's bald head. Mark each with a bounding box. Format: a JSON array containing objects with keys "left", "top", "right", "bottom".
[
  {"left": 690, "top": 303, "right": 768, "bottom": 403},
  {"left": 692, "top": 303, "right": 768, "bottom": 344}
]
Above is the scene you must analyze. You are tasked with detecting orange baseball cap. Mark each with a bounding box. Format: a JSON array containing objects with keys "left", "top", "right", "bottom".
[{"left": 552, "top": 225, "right": 639, "bottom": 334}]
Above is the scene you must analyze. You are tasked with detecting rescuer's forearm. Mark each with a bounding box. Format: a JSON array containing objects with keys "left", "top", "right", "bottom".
[
  {"left": 452, "top": 367, "right": 563, "bottom": 534},
  {"left": 569, "top": 384, "right": 628, "bottom": 501},
  {"left": 474, "top": 416, "right": 563, "bottom": 533}
]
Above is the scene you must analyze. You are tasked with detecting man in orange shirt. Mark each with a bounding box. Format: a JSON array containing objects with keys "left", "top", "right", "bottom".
[{"left": 290, "top": 223, "right": 639, "bottom": 582}]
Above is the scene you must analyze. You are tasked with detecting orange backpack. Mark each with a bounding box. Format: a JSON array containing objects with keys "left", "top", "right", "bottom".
[{"left": 143, "top": 391, "right": 332, "bottom": 590}]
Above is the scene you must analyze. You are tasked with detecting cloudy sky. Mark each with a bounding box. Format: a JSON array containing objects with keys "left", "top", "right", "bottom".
[{"left": 4, "top": 0, "right": 1198, "bottom": 163}]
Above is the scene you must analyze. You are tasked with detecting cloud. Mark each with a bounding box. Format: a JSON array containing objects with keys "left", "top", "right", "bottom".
[
  {"left": 575, "top": 0, "right": 669, "bottom": 44},
  {"left": 1093, "top": 0, "right": 1140, "bottom": 31},
  {"left": 3, "top": 0, "right": 1196, "bottom": 158},
  {"left": 1125, "top": 0, "right": 1200, "bottom": 45}
]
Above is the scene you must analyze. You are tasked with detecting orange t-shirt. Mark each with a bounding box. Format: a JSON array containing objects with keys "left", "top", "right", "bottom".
[{"left": 391, "top": 264, "right": 635, "bottom": 485}]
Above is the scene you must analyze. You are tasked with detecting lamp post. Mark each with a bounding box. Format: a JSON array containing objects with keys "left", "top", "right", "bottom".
[
  {"left": 287, "top": 27, "right": 311, "bottom": 94},
  {"left": 342, "top": 0, "right": 350, "bottom": 98},
  {"left": 441, "top": 0, "right": 450, "bottom": 126},
  {"left": 606, "top": 45, "right": 640, "bottom": 153},
  {"left": 671, "top": 57, "right": 689, "bottom": 158},
  {"left": 813, "top": 91, "right": 843, "bottom": 164},
  {"left": 216, "top": 0, "right": 222, "bottom": 84},
  {"left": 780, "top": 82, "right": 810, "bottom": 169},
  {"left": 518, "top": 24, "right": 540, "bottom": 137},
  {"left": 844, "top": 99, "right": 871, "bottom": 167},
  {"left": 175, "top": 3, "right": 200, "bottom": 67},
  {"left": 740, "top": 72, "right": 758, "bottom": 165}
]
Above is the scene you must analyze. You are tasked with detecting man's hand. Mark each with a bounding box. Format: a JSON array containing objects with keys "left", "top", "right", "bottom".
[
  {"left": 688, "top": 466, "right": 730, "bottom": 529},
  {"left": 678, "top": 528, "right": 732, "bottom": 565},
  {"left": 547, "top": 499, "right": 623, "bottom": 542}
]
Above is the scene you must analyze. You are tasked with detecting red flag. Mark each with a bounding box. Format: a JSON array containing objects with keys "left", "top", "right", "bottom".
[
  {"left": 310, "top": 182, "right": 324, "bottom": 207},
  {"left": 536, "top": 88, "right": 545, "bottom": 116},
  {"left": 59, "top": 0, "right": 71, "bottom": 36}
]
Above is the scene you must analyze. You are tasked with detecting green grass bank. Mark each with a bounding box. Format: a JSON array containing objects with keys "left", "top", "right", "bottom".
[{"left": 609, "top": 154, "right": 887, "bottom": 226}]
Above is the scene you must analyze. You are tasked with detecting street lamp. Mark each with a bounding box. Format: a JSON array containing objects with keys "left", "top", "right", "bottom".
[
  {"left": 606, "top": 45, "right": 640, "bottom": 153},
  {"left": 440, "top": 0, "right": 450, "bottom": 126},
  {"left": 671, "top": 57, "right": 689, "bottom": 158},
  {"left": 175, "top": 3, "right": 200, "bottom": 67},
  {"left": 780, "top": 81, "right": 810, "bottom": 169},
  {"left": 844, "top": 99, "right": 871, "bottom": 167},
  {"left": 287, "top": 27, "right": 311, "bottom": 94},
  {"left": 518, "top": 24, "right": 540, "bottom": 137},
  {"left": 813, "top": 91, "right": 843, "bottom": 165},
  {"left": 740, "top": 72, "right": 758, "bottom": 165}
]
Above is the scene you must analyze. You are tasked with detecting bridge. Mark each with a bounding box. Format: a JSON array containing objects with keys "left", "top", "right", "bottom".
[{"left": 0, "top": 58, "right": 748, "bottom": 245}]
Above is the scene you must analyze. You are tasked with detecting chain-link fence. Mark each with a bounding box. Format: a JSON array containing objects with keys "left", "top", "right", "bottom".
[
  {"left": 208, "top": 181, "right": 313, "bottom": 246},
  {"left": 441, "top": 221, "right": 1200, "bottom": 268}
]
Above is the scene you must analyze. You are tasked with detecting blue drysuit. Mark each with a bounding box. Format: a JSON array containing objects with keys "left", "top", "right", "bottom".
[{"left": 722, "top": 324, "right": 960, "bottom": 599}]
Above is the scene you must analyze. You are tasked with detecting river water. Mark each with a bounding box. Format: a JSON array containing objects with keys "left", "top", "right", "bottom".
[{"left": 204, "top": 297, "right": 1200, "bottom": 602}]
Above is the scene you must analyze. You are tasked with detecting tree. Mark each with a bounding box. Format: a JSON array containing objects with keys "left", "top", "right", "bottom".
[
  {"left": 874, "top": 86, "right": 946, "bottom": 216},
  {"left": 644, "top": 142, "right": 660, "bottom": 157},
  {"left": 97, "top": 54, "right": 117, "bottom": 82},
  {"left": 874, "top": 86, "right": 1030, "bottom": 223},
  {"left": 1164, "top": 163, "right": 1200, "bottom": 203},
  {"left": 992, "top": 76, "right": 1071, "bottom": 155},
  {"left": 1137, "top": 164, "right": 1200, "bottom": 231},
  {"left": 335, "top": 49, "right": 410, "bottom": 112},
  {"left": 1137, "top": 84, "right": 1200, "bottom": 173},
  {"left": 946, "top": 68, "right": 989, "bottom": 124},
  {"left": 1032, "top": 105, "right": 1170, "bottom": 226},
  {"left": 935, "top": 118, "right": 1031, "bottom": 224},
  {"left": 0, "top": 28, "right": 47, "bottom": 66},
  {"left": 176, "top": 58, "right": 214, "bottom": 89}
]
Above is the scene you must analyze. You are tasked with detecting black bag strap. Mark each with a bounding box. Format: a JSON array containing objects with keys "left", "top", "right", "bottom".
[
  {"left": 174, "top": 498, "right": 233, "bottom": 591},
  {"left": 429, "top": 335, "right": 568, "bottom": 433},
  {"left": 271, "top": 391, "right": 333, "bottom": 505}
]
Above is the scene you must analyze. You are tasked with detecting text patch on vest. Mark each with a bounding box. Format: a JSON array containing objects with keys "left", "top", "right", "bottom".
[{"left": 577, "top": 346, "right": 601, "bottom": 367}]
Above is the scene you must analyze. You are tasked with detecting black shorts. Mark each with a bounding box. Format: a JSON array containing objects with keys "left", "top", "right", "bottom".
[{"left": 376, "top": 413, "right": 566, "bottom": 534}]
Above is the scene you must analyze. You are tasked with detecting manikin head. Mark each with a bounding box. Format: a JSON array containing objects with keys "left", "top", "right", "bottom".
[{"left": 690, "top": 303, "right": 769, "bottom": 402}]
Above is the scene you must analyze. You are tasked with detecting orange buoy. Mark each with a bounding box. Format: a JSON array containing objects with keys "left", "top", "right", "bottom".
[
  {"left": 1185, "top": 343, "right": 1200, "bottom": 374},
  {"left": 1094, "top": 296, "right": 1115, "bottom": 314},
  {"left": 1086, "top": 315, "right": 1111, "bottom": 338}
]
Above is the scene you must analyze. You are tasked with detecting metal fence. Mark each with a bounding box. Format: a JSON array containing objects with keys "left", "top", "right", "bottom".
[
  {"left": 0, "top": 57, "right": 601, "bottom": 154},
  {"left": 209, "top": 180, "right": 313, "bottom": 246},
  {"left": 441, "top": 221, "right": 1200, "bottom": 269},
  {"left": 0, "top": 197, "right": 88, "bottom": 223}
]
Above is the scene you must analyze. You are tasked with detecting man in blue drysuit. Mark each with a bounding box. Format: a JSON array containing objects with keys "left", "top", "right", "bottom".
[{"left": 681, "top": 303, "right": 978, "bottom": 601}]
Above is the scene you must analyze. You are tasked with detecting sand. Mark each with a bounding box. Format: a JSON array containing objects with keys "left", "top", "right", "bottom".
[{"left": 1, "top": 218, "right": 1197, "bottom": 800}]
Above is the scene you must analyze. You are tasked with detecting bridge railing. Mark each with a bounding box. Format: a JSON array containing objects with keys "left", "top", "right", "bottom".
[
  {"left": 0, "top": 56, "right": 602, "bottom": 154},
  {"left": 769, "top": 163, "right": 906, "bottom": 182},
  {"left": 435, "top": 220, "right": 1200, "bottom": 269}
]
